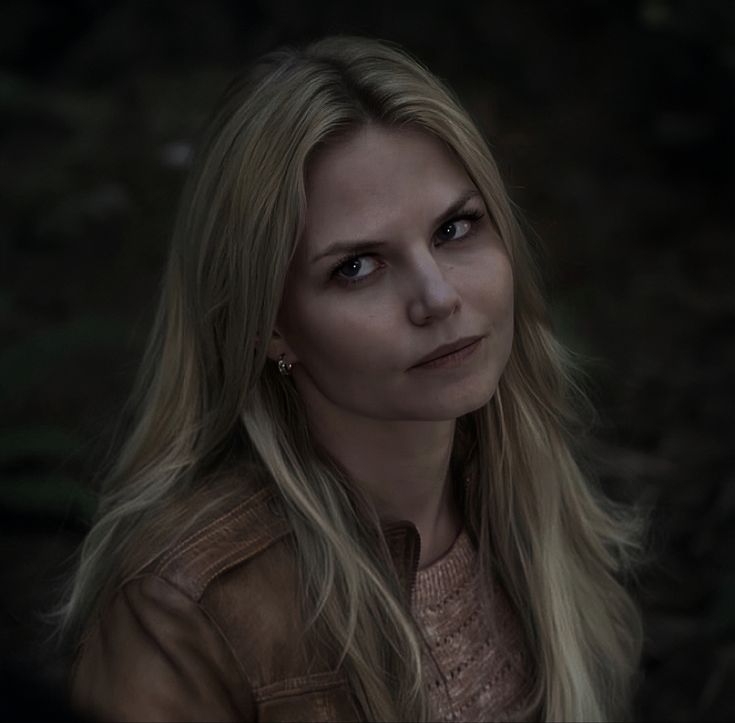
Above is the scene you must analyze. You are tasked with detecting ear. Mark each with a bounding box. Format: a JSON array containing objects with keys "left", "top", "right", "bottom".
[{"left": 265, "top": 326, "right": 299, "bottom": 364}]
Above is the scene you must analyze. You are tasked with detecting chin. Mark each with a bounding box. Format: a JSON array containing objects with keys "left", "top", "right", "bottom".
[{"left": 409, "top": 383, "right": 497, "bottom": 421}]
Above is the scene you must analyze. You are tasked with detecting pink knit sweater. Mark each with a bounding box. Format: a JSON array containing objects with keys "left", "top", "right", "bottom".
[{"left": 411, "top": 528, "right": 536, "bottom": 722}]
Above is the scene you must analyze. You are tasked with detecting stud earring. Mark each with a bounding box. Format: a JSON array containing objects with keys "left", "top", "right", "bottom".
[{"left": 277, "top": 353, "right": 293, "bottom": 376}]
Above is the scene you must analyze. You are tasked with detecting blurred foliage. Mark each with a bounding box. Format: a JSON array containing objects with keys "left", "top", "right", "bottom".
[
  {"left": 0, "top": 0, "right": 733, "bottom": 719},
  {"left": 1, "top": 474, "right": 94, "bottom": 521}
]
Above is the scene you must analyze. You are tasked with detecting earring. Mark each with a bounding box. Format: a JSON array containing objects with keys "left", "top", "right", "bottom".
[{"left": 277, "top": 353, "right": 293, "bottom": 376}]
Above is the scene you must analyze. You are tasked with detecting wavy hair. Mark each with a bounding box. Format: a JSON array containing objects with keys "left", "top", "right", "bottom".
[{"left": 57, "top": 35, "right": 644, "bottom": 721}]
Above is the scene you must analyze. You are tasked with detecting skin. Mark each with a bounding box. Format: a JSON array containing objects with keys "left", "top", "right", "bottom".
[{"left": 267, "top": 125, "right": 514, "bottom": 568}]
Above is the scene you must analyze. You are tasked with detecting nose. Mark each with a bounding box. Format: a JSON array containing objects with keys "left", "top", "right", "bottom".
[{"left": 406, "top": 252, "right": 461, "bottom": 325}]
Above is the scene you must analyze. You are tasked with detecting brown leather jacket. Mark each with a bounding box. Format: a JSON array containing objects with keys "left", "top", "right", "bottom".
[{"left": 70, "top": 482, "right": 421, "bottom": 722}]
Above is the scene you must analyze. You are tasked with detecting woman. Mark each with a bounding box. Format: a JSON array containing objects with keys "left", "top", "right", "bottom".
[{"left": 59, "top": 35, "right": 643, "bottom": 722}]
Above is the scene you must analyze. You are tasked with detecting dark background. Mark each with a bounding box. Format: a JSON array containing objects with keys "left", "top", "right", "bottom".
[{"left": 1, "top": 1, "right": 733, "bottom": 720}]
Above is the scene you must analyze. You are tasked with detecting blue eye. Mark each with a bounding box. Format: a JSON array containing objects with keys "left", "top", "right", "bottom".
[
  {"left": 436, "top": 209, "right": 484, "bottom": 244},
  {"left": 333, "top": 255, "right": 381, "bottom": 284},
  {"left": 437, "top": 218, "right": 474, "bottom": 242},
  {"left": 329, "top": 208, "right": 485, "bottom": 287}
]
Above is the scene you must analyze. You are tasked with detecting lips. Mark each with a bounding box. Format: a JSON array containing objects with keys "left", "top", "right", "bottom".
[{"left": 410, "top": 335, "right": 484, "bottom": 368}]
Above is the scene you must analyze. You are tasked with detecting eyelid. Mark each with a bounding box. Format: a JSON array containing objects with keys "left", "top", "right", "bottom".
[
  {"left": 437, "top": 209, "right": 484, "bottom": 238},
  {"left": 329, "top": 207, "right": 485, "bottom": 286},
  {"left": 328, "top": 253, "right": 382, "bottom": 281}
]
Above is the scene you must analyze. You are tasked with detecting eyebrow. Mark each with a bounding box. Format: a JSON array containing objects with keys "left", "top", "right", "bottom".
[{"left": 309, "top": 189, "right": 483, "bottom": 265}]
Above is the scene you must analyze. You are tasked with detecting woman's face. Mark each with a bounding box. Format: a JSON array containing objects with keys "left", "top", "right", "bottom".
[{"left": 270, "top": 124, "right": 514, "bottom": 422}]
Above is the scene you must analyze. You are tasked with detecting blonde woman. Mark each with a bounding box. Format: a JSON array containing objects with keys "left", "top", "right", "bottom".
[{"left": 60, "top": 35, "right": 644, "bottom": 722}]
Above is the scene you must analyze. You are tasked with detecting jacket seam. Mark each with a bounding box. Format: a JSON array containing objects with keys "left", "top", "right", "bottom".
[
  {"left": 137, "top": 573, "right": 257, "bottom": 710},
  {"left": 122, "top": 581, "right": 189, "bottom": 681},
  {"left": 158, "top": 504, "right": 256, "bottom": 577},
  {"left": 252, "top": 673, "right": 348, "bottom": 702},
  {"left": 193, "top": 523, "right": 291, "bottom": 596},
  {"left": 193, "top": 591, "right": 257, "bottom": 713},
  {"left": 156, "top": 487, "right": 272, "bottom": 572}
]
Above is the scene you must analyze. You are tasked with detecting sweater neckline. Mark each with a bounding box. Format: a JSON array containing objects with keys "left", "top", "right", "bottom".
[{"left": 412, "top": 527, "right": 476, "bottom": 608}]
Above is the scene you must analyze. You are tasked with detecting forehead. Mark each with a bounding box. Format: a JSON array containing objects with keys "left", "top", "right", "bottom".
[{"left": 302, "top": 125, "right": 473, "bottom": 245}]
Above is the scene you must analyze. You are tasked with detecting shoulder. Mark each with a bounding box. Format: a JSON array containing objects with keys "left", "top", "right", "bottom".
[
  {"left": 71, "top": 465, "right": 360, "bottom": 720},
  {"left": 151, "top": 471, "right": 292, "bottom": 602},
  {"left": 71, "top": 570, "right": 256, "bottom": 720},
  {"left": 71, "top": 466, "right": 288, "bottom": 715}
]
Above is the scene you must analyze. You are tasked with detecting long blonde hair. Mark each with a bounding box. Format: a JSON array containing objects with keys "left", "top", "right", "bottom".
[{"left": 58, "top": 35, "right": 644, "bottom": 721}]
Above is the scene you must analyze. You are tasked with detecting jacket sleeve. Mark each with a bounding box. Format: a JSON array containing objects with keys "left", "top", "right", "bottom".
[{"left": 70, "top": 574, "right": 256, "bottom": 722}]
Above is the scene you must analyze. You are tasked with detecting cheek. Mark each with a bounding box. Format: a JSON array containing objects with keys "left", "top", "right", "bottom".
[
  {"left": 465, "top": 245, "right": 514, "bottom": 325},
  {"left": 279, "top": 285, "right": 390, "bottom": 373},
  {"left": 492, "top": 257, "right": 515, "bottom": 345},
  {"left": 467, "top": 249, "right": 515, "bottom": 379},
  {"left": 495, "top": 256, "right": 515, "bottom": 329}
]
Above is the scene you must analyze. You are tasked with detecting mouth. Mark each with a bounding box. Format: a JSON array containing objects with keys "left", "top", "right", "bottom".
[{"left": 409, "top": 335, "right": 485, "bottom": 370}]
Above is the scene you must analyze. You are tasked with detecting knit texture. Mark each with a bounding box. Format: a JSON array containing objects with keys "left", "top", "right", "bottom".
[{"left": 411, "top": 528, "right": 535, "bottom": 722}]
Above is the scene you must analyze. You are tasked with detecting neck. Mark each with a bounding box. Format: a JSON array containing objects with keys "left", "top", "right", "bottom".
[{"left": 303, "top": 397, "right": 463, "bottom": 569}]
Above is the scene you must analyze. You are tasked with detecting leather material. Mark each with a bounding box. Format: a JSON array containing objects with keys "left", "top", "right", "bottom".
[{"left": 70, "top": 475, "right": 421, "bottom": 722}]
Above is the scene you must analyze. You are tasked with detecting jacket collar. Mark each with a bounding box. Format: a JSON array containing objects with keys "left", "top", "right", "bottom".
[{"left": 262, "top": 476, "right": 423, "bottom": 601}]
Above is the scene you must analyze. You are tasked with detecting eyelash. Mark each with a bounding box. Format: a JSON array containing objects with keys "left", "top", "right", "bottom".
[{"left": 329, "top": 209, "right": 486, "bottom": 287}]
